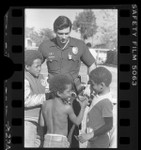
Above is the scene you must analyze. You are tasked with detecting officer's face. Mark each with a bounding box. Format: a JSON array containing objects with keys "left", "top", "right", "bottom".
[
  {"left": 56, "top": 27, "right": 71, "bottom": 44},
  {"left": 25, "top": 59, "right": 42, "bottom": 77}
]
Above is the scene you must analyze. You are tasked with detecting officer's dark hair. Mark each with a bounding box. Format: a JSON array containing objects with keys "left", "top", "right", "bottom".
[
  {"left": 89, "top": 67, "right": 112, "bottom": 87},
  {"left": 25, "top": 50, "right": 43, "bottom": 66},
  {"left": 53, "top": 16, "right": 72, "bottom": 32},
  {"left": 49, "top": 74, "right": 73, "bottom": 97}
]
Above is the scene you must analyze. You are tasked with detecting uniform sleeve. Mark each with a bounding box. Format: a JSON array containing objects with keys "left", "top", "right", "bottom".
[
  {"left": 80, "top": 42, "right": 95, "bottom": 67},
  {"left": 101, "top": 99, "right": 113, "bottom": 117},
  {"left": 24, "top": 79, "right": 46, "bottom": 107}
]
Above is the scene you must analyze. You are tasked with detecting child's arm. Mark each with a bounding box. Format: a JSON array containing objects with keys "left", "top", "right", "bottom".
[
  {"left": 25, "top": 79, "right": 46, "bottom": 107},
  {"left": 78, "top": 117, "right": 113, "bottom": 143},
  {"left": 89, "top": 99, "right": 113, "bottom": 141},
  {"left": 77, "top": 131, "right": 94, "bottom": 143},
  {"left": 68, "top": 124, "right": 75, "bottom": 145},
  {"left": 79, "top": 99, "right": 113, "bottom": 143},
  {"left": 67, "top": 97, "right": 89, "bottom": 126}
]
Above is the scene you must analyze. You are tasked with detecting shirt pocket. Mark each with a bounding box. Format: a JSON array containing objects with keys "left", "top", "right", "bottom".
[
  {"left": 67, "top": 54, "right": 80, "bottom": 70},
  {"left": 47, "top": 56, "right": 60, "bottom": 71},
  {"left": 71, "top": 54, "right": 80, "bottom": 61},
  {"left": 47, "top": 55, "right": 59, "bottom": 62}
]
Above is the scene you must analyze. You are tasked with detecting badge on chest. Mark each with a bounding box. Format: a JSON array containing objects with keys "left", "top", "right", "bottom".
[
  {"left": 72, "top": 47, "right": 78, "bottom": 55},
  {"left": 68, "top": 47, "right": 78, "bottom": 60},
  {"left": 68, "top": 53, "right": 72, "bottom": 59}
]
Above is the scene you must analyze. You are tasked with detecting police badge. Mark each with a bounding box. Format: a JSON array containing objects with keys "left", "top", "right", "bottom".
[
  {"left": 72, "top": 47, "right": 78, "bottom": 55},
  {"left": 68, "top": 53, "right": 72, "bottom": 59}
]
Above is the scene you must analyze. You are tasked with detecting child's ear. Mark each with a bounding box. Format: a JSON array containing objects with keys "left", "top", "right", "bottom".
[
  {"left": 100, "top": 82, "right": 106, "bottom": 88},
  {"left": 57, "top": 91, "right": 61, "bottom": 97},
  {"left": 25, "top": 65, "right": 30, "bottom": 71}
]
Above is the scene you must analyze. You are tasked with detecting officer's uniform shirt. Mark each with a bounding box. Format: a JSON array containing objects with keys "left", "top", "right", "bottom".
[{"left": 38, "top": 37, "right": 95, "bottom": 81}]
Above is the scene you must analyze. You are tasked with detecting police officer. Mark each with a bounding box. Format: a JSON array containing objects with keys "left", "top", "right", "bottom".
[{"left": 38, "top": 16, "right": 96, "bottom": 148}]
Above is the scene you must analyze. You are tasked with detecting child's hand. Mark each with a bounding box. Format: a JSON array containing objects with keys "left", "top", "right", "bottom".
[
  {"left": 77, "top": 132, "right": 94, "bottom": 143},
  {"left": 78, "top": 95, "right": 89, "bottom": 108},
  {"left": 83, "top": 84, "right": 91, "bottom": 97}
]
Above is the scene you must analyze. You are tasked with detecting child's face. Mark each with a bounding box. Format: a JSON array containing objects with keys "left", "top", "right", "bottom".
[
  {"left": 89, "top": 79, "right": 102, "bottom": 94},
  {"left": 59, "top": 84, "right": 74, "bottom": 101},
  {"left": 26, "top": 59, "right": 42, "bottom": 77}
]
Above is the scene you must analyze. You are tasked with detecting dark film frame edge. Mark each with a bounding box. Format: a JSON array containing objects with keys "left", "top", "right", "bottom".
[{"left": 4, "top": 5, "right": 138, "bottom": 149}]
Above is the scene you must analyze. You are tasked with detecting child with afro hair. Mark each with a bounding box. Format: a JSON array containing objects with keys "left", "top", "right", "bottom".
[{"left": 40, "top": 74, "right": 89, "bottom": 148}]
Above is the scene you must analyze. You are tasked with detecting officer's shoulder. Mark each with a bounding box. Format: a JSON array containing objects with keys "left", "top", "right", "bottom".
[
  {"left": 40, "top": 38, "right": 55, "bottom": 48},
  {"left": 70, "top": 37, "right": 85, "bottom": 45}
]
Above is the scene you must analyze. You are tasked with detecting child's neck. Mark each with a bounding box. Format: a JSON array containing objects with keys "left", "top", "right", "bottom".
[
  {"left": 55, "top": 97, "right": 71, "bottom": 105},
  {"left": 26, "top": 71, "right": 39, "bottom": 78},
  {"left": 98, "top": 87, "right": 110, "bottom": 96}
]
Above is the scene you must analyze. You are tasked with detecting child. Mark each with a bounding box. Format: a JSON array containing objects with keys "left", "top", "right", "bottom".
[
  {"left": 78, "top": 67, "right": 113, "bottom": 148},
  {"left": 24, "top": 50, "right": 47, "bottom": 147},
  {"left": 40, "top": 74, "right": 89, "bottom": 148}
]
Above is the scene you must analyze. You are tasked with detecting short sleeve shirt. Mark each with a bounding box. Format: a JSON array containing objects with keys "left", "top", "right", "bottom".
[
  {"left": 87, "top": 98, "right": 113, "bottom": 131},
  {"left": 38, "top": 37, "right": 95, "bottom": 80}
]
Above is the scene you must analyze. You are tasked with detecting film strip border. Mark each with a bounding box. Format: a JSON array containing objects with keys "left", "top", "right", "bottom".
[{"left": 4, "top": 5, "right": 138, "bottom": 150}]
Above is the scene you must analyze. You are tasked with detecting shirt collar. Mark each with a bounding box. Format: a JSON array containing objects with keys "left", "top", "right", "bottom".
[
  {"left": 67, "top": 37, "right": 77, "bottom": 47},
  {"left": 96, "top": 91, "right": 112, "bottom": 99},
  {"left": 49, "top": 37, "right": 77, "bottom": 50}
]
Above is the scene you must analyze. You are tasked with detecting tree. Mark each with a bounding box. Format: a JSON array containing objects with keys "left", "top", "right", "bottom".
[
  {"left": 25, "top": 27, "right": 55, "bottom": 47},
  {"left": 39, "top": 28, "right": 55, "bottom": 43},
  {"left": 98, "top": 25, "right": 117, "bottom": 49},
  {"left": 30, "top": 30, "right": 42, "bottom": 47},
  {"left": 25, "top": 27, "right": 34, "bottom": 38},
  {"left": 72, "top": 9, "right": 97, "bottom": 41},
  {"left": 95, "top": 10, "right": 117, "bottom": 50}
]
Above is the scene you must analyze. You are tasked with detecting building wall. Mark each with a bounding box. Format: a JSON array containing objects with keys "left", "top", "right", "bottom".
[
  {"left": 25, "top": 38, "right": 38, "bottom": 50},
  {"left": 89, "top": 48, "right": 109, "bottom": 64}
]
